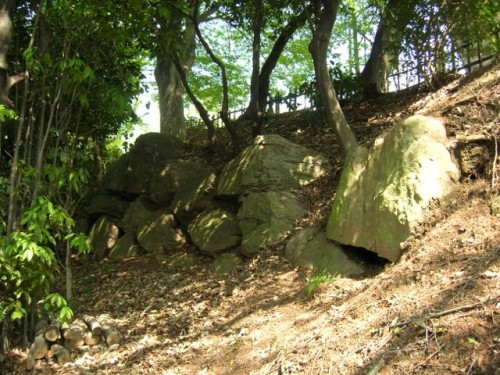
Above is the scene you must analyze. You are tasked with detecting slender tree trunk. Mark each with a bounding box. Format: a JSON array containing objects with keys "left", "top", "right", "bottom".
[
  {"left": 248, "top": 0, "right": 263, "bottom": 136},
  {"left": 65, "top": 242, "right": 72, "bottom": 301},
  {"left": 308, "top": 0, "right": 357, "bottom": 157},
  {"left": 361, "top": 0, "right": 417, "bottom": 98},
  {"left": 0, "top": 0, "right": 25, "bottom": 107},
  {"left": 91, "top": 134, "right": 104, "bottom": 182},
  {"left": 360, "top": 18, "right": 392, "bottom": 97},
  {"left": 350, "top": 8, "right": 360, "bottom": 74},
  {"left": 244, "top": 7, "right": 308, "bottom": 115},
  {"left": 154, "top": 6, "right": 197, "bottom": 139},
  {"left": 155, "top": 55, "right": 186, "bottom": 138},
  {"left": 192, "top": 3, "right": 240, "bottom": 151},
  {"left": 172, "top": 54, "right": 216, "bottom": 143},
  {"left": 0, "top": 0, "right": 14, "bottom": 106}
]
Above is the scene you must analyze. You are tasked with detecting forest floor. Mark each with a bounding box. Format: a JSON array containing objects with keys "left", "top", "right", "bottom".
[{"left": 4, "top": 65, "right": 500, "bottom": 374}]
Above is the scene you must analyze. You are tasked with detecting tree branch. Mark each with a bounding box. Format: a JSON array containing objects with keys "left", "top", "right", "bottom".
[{"left": 390, "top": 296, "right": 499, "bottom": 329}]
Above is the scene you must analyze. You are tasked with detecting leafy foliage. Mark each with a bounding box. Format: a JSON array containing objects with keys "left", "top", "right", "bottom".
[
  {"left": 305, "top": 272, "right": 338, "bottom": 296},
  {"left": 0, "top": 194, "right": 89, "bottom": 324},
  {"left": 0, "top": 105, "right": 19, "bottom": 122},
  {"left": 188, "top": 21, "right": 251, "bottom": 113},
  {"left": 400, "top": 0, "right": 499, "bottom": 83}
]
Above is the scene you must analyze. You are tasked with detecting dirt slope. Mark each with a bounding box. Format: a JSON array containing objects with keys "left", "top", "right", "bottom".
[{"left": 4, "top": 66, "right": 500, "bottom": 375}]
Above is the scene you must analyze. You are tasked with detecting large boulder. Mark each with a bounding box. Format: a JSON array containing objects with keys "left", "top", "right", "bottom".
[
  {"left": 149, "top": 160, "right": 216, "bottom": 223},
  {"left": 102, "top": 133, "right": 182, "bottom": 198},
  {"left": 285, "top": 228, "right": 364, "bottom": 277},
  {"left": 238, "top": 191, "right": 306, "bottom": 257},
  {"left": 218, "top": 134, "right": 329, "bottom": 195},
  {"left": 88, "top": 216, "right": 120, "bottom": 260},
  {"left": 120, "top": 198, "right": 156, "bottom": 233},
  {"left": 137, "top": 211, "right": 186, "bottom": 254},
  {"left": 108, "top": 232, "right": 141, "bottom": 260},
  {"left": 326, "top": 115, "right": 460, "bottom": 261},
  {"left": 188, "top": 209, "right": 241, "bottom": 257},
  {"left": 120, "top": 198, "right": 186, "bottom": 253},
  {"left": 86, "top": 194, "right": 130, "bottom": 219}
]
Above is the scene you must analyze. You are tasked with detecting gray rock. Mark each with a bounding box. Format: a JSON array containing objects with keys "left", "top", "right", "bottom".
[
  {"left": 86, "top": 195, "right": 130, "bottom": 219},
  {"left": 218, "top": 134, "right": 328, "bottom": 195},
  {"left": 133, "top": 132, "right": 182, "bottom": 161},
  {"left": 238, "top": 191, "right": 306, "bottom": 257},
  {"left": 326, "top": 115, "right": 460, "bottom": 261},
  {"left": 136, "top": 211, "right": 185, "bottom": 254},
  {"left": 149, "top": 160, "right": 216, "bottom": 224},
  {"left": 120, "top": 198, "right": 186, "bottom": 253},
  {"left": 88, "top": 216, "right": 120, "bottom": 260},
  {"left": 188, "top": 209, "right": 241, "bottom": 257},
  {"left": 102, "top": 133, "right": 182, "bottom": 198},
  {"left": 285, "top": 228, "right": 364, "bottom": 276},
  {"left": 119, "top": 198, "right": 157, "bottom": 233},
  {"left": 108, "top": 232, "right": 141, "bottom": 260}
]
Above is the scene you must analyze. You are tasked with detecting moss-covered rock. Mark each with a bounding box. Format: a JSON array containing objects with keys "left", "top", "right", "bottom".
[
  {"left": 218, "top": 134, "right": 328, "bottom": 195},
  {"left": 326, "top": 115, "right": 459, "bottom": 261},
  {"left": 285, "top": 227, "right": 364, "bottom": 276},
  {"left": 188, "top": 209, "right": 241, "bottom": 257},
  {"left": 238, "top": 191, "right": 305, "bottom": 257}
]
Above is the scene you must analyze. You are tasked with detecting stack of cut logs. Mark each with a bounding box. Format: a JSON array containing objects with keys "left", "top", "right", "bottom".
[{"left": 26, "top": 314, "right": 121, "bottom": 370}]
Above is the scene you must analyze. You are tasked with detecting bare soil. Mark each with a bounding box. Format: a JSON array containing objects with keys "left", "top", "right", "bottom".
[{"left": 4, "top": 65, "right": 500, "bottom": 375}]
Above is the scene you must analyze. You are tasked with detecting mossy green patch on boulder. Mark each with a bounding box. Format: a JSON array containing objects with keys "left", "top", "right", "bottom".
[
  {"left": 120, "top": 198, "right": 186, "bottom": 254},
  {"left": 102, "top": 133, "right": 182, "bottom": 199},
  {"left": 86, "top": 194, "right": 130, "bottom": 219},
  {"left": 149, "top": 160, "right": 215, "bottom": 213}
]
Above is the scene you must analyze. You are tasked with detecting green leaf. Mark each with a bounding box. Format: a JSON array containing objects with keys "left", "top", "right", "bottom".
[
  {"left": 78, "top": 93, "right": 90, "bottom": 107},
  {"left": 10, "top": 302, "right": 26, "bottom": 321},
  {"left": 60, "top": 306, "right": 73, "bottom": 322},
  {"left": 0, "top": 105, "right": 19, "bottom": 121}
]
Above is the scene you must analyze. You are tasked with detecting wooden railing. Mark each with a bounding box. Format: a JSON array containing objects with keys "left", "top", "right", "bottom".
[
  {"left": 389, "top": 33, "right": 499, "bottom": 91},
  {"left": 211, "top": 34, "right": 498, "bottom": 123}
]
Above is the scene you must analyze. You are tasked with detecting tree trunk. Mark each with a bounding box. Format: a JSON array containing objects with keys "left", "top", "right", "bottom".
[
  {"left": 0, "top": 0, "right": 25, "bottom": 107},
  {"left": 361, "top": 0, "right": 417, "bottom": 98},
  {"left": 192, "top": 2, "right": 240, "bottom": 151},
  {"left": 243, "top": 7, "right": 308, "bottom": 116},
  {"left": 0, "top": 0, "right": 14, "bottom": 95},
  {"left": 154, "top": 5, "right": 197, "bottom": 139},
  {"left": 155, "top": 53, "right": 187, "bottom": 139},
  {"left": 308, "top": 0, "right": 358, "bottom": 157},
  {"left": 248, "top": 0, "right": 263, "bottom": 136},
  {"left": 350, "top": 7, "right": 360, "bottom": 74},
  {"left": 172, "top": 54, "right": 216, "bottom": 143}
]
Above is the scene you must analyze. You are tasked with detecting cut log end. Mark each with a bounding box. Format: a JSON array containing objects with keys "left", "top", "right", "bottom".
[
  {"left": 51, "top": 344, "right": 72, "bottom": 365},
  {"left": 103, "top": 327, "right": 121, "bottom": 346},
  {"left": 83, "top": 315, "right": 103, "bottom": 336},
  {"left": 32, "top": 334, "right": 49, "bottom": 360},
  {"left": 25, "top": 352, "right": 36, "bottom": 371}
]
